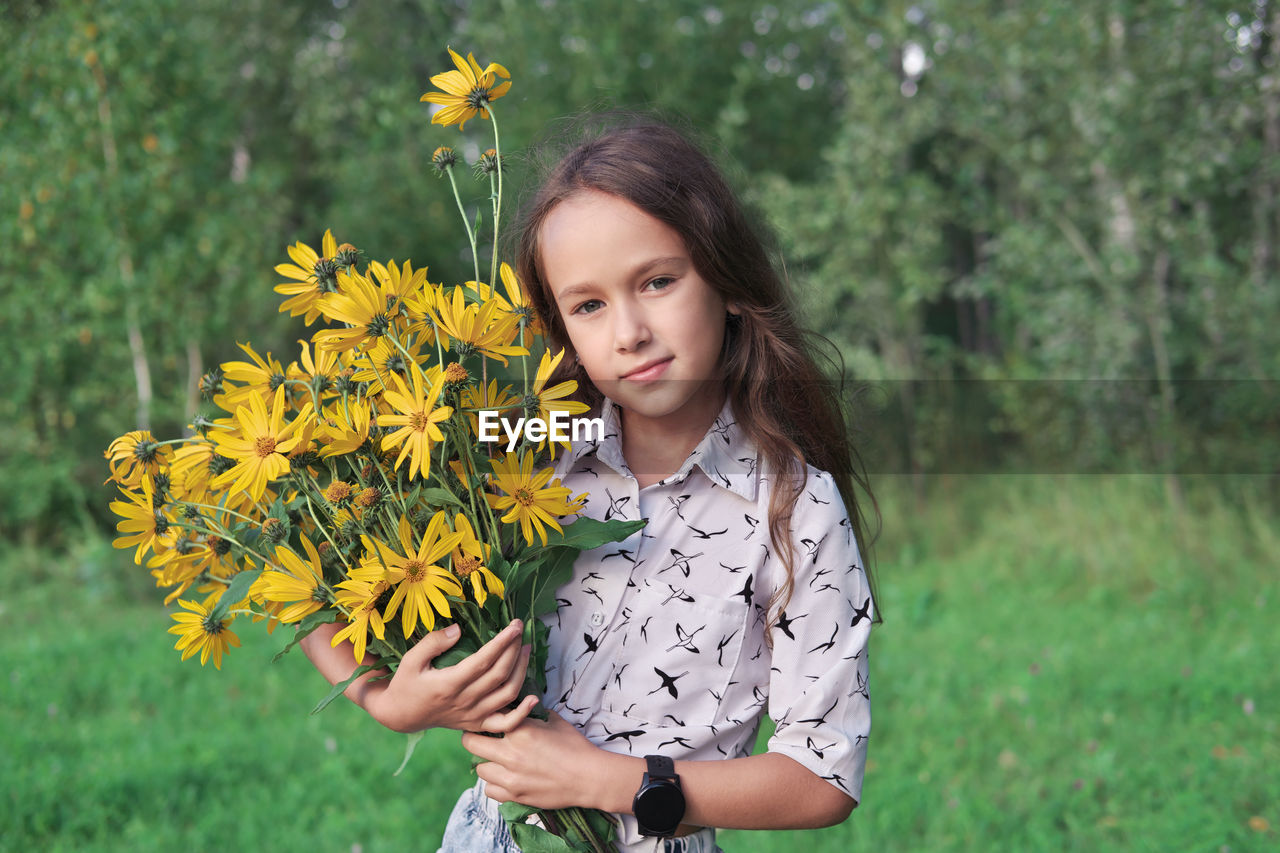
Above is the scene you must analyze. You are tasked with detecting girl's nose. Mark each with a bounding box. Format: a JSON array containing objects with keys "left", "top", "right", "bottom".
[{"left": 612, "top": 301, "right": 651, "bottom": 353}]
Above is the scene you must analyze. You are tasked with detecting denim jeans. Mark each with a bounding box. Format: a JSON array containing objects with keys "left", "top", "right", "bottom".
[{"left": 437, "top": 781, "right": 723, "bottom": 853}]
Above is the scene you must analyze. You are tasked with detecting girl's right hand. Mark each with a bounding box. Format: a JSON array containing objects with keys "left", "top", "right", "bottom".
[
  {"left": 368, "top": 619, "right": 537, "bottom": 734},
  {"left": 300, "top": 618, "right": 537, "bottom": 735}
]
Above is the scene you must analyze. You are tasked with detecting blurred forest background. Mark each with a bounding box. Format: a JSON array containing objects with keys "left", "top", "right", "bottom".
[{"left": 2, "top": 1, "right": 1277, "bottom": 851}]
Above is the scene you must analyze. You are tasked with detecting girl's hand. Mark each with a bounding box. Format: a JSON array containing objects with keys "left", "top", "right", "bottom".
[
  {"left": 367, "top": 620, "right": 538, "bottom": 734},
  {"left": 462, "top": 709, "right": 620, "bottom": 810},
  {"left": 300, "top": 618, "right": 537, "bottom": 735}
]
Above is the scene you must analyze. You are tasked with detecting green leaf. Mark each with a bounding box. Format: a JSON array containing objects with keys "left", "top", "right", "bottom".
[
  {"left": 271, "top": 608, "right": 339, "bottom": 662},
  {"left": 392, "top": 731, "right": 425, "bottom": 777},
  {"left": 209, "top": 569, "right": 262, "bottom": 621},
  {"left": 432, "top": 633, "right": 481, "bottom": 669},
  {"left": 506, "top": 820, "right": 577, "bottom": 853},
  {"left": 311, "top": 663, "right": 374, "bottom": 715},
  {"left": 498, "top": 801, "right": 539, "bottom": 823},
  {"left": 418, "top": 487, "right": 466, "bottom": 509},
  {"left": 544, "top": 517, "right": 646, "bottom": 551}
]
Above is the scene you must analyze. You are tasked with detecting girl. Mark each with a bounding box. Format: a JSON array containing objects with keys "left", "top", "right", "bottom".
[{"left": 303, "top": 120, "right": 879, "bottom": 853}]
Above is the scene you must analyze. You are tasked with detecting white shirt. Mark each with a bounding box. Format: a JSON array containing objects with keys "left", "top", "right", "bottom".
[{"left": 544, "top": 400, "right": 874, "bottom": 847}]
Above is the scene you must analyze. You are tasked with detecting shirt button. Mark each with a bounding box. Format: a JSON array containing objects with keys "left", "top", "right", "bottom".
[{"left": 589, "top": 611, "right": 605, "bottom": 627}]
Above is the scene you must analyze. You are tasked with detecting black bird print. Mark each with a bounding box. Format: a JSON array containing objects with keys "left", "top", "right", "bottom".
[
  {"left": 564, "top": 703, "right": 589, "bottom": 716},
  {"left": 743, "top": 513, "right": 760, "bottom": 531},
  {"left": 814, "top": 583, "right": 840, "bottom": 595},
  {"left": 798, "top": 697, "right": 839, "bottom": 727},
  {"left": 716, "top": 629, "right": 739, "bottom": 666},
  {"left": 849, "top": 596, "right": 872, "bottom": 627},
  {"left": 737, "top": 455, "right": 758, "bottom": 478},
  {"left": 604, "top": 488, "right": 630, "bottom": 520},
  {"left": 613, "top": 663, "right": 629, "bottom": 688},
  {"left": 553, "top": 597, "right": 572, "bottom": 629},
  {"left": 601, "top": 548, "right": 635, "bottom": 562},
  {"left": 719, "top": 562, "right": 746, "bottom": 574},
  {"left": 602, "top": 724, "right": 646, "bottom": 748},
  {"left": 821, "top": 772, "right": 850, "bottom": 792},
  {"left": 688, "top": 525, "right": 728, "bottom": 540},
  {"left": 808, "top": 567, "right": 833, "bottom": 588},
  {"left": 665, "top": 623, "right": 706, "bottom": 654},
  {"left": 659, "top": 548, "right": 702, "bottom": 577},
  {"left": 582, "top": 586, "right": 604, "bottom": 606},
  {"left": 734, "top": 575, "right": 754, "bottom": 607},
  {"left": 805, "top": 736, "right": 839, "bottom": 759},
  {"left": 649, "top": 667, "right": 689, "bottom": 699},
  {"left": 662, "top": 714, "right": 686, "bottom": 727},
  {"left": 668, "top": 494, "right": 691, "bottom": 519},
  {"left": 659, "top": 735, "right": 696, "bottom": 750},
  {"left": 659, "top": 585, "right": 695, "bottom": 605},
  {"left": 583, "top": 571, "right": 603, "bottom": 582},
  {"left": 800, "top": 534, "right": 826, "bottom": 561},
  {"left": 774, "top": 611, "right": 805, "bottom": 640},
  {"left": 809, "top": 622, "right": 839, "bottom": 654},
  {"left": 575, "top": 631, "right": 602, "bottom": 660},
  {"left": 710, "top": 419, "right": 732, "bottom": 443},
  {"left": 808, "top": 492, "right": 831, "bottom": 505},
  {"left": 640, "top": 616, "right": 653, "bottom": 642},
  {"left": 848, "top": 670, "right": 869, "bottom": 700}
]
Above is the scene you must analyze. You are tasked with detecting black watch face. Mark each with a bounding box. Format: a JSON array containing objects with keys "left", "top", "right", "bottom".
[{"left": 637, "top": 782, "right": 685, "bottom": 830}]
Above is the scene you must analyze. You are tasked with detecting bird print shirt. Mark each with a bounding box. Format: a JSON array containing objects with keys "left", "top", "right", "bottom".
[{"left": 543, "top": 399, "right": 874, "bottom": 844}]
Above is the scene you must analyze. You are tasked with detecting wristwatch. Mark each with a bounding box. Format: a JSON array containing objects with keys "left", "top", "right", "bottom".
[{"left": 632, "top": 755, "right": 686, "bottom": 838}]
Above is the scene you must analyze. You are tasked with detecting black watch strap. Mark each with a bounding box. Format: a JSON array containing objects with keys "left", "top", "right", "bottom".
[{"left": 645, "top": 754, "right": 676, "bottom": 780}]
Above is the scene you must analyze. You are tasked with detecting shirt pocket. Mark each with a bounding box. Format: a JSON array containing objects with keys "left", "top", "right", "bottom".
[{"left": 611, "top": 578, "right": 748, "bottom": 727}]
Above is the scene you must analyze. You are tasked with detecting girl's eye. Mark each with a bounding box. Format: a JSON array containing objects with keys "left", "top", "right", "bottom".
[
  {"left": 644, "top": 276, "right": 674, "bottom": 292},
  {"left": 573, "top": 299, "right": 604, "bottom": 316}
]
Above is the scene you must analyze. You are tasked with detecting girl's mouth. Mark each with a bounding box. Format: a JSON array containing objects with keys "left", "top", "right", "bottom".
[{"left": 621, "top": 357, "right": 672, "bottom": 382}]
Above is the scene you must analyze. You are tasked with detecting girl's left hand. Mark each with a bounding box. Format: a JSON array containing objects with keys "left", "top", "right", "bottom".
[{"left": 461, "top": 709, "right": 612, "bottom": 810}]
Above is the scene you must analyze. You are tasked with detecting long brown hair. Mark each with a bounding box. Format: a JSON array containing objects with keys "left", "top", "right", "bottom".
[{"left": 513, "top": 117, "right": 881, "bottom": 629}]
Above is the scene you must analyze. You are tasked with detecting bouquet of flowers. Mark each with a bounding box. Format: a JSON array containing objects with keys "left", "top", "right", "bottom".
[{"left": 105, "top": 48, "right": 632, "bottom": 853}]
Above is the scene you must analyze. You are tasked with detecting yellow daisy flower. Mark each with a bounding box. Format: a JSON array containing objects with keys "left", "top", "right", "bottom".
[
  {"left": 317, "top": 399, "right": 373, "bottom": 458},
  {"left": 348, "top": 336, "right": 426, "bottom": 385},
  {"left": 212, "top": 387, "right": 312, "bottom": 501},
  {"left": 485, "top": 451, "right": 584, "bottom": 546},
  {"left": 420, "top": 47, "right": 512, "bottom": 130},
  {"left": 433, "top": 284, "right": 527, "bottom": 365},
  {"left": 104, "top": 430, "right": 172, "bottom": 488},
  {"left": 459, "top": 378, "right": 521, "bottom": 437},
  {"left": 360, "top": 513, "right": 464, "bottom": 636},
  {"left": 257, "top": 538, "right": 329, "bottom": 624},
  {"left": 451, "top": 513, "right": 504, "bottom": 607},
  {"left": 378, "top": 368, "right": 452, "bottom": 481},
  {"left": 524, "top": 348, "right": 589, "bottom": 457},
  {"left": 331, "top": 577, "right": 390, "bottom": 664},
  {"left": 110, "top": 478, "right": 178, "bottom": 565},
  {"left": 215, "top": 342, "right": 286, "bottom": 410},
  {"left": 313, "top": 269, "right": 400, "bottom": 353},
  {"left": 288, "top": 338, "right": 341, "bottom": 397},
  {"left": 274, "top": 229, "right": 342, "bottom": 325},
  {"left": 168, "top": 598, "right": 241, "bottom": 669},
  {"left": 368, "top": 258, "right": 428, "bottom": 302}
]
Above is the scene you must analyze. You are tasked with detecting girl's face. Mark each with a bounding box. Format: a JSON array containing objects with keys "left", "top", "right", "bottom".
[{"left": 540, "top": 189, "right": 731, "bottom": 436}]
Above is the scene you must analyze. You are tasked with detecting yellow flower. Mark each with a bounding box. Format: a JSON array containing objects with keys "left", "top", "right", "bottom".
[
  {"left": 459, "top": 379, "right": 521, "bottom": 437},
  {"left": 212, "top": 387, "right": 311, "bottom": 501},
  {"left": 360, "top": 513, "right": 464, "bottom": 636},
  {"left": 378, "top": 368, "right": 452, "bottom": 481},
  {"left": 274, "top": 229, "right": 342, "bottom": 325},
  {"left": 451, "top": 513, "right": 504, "bottom": 607},
  {"left": 313, "top": 269, "right": 400, "bottom": 353},
  {"left": 348, "top": 336, "right": 426, "bottom": 385},
  {"left": 104, "top": 430, "right": 172, "bottom": 487},
  {"left": 169, "top": 440, "right": 221, "bottom": 503},
  {"left": 433, "top": 284, "right": 527, "bottom": 365},
  {"left": 168, "top": 598, "right": 241, "bottom": 669},
  {"left": 485, "top": 451, "right": 583, "bottom": 546},
  {"left": 110, "top": 478, "right": 177, "bottom": 565},
  {"left": 368, "top": 259, "right": 428, "bottom": 302},
  {"left": 468, "top": 262, "right": 542, "bottom": 337},
  {"left": 216, "top": 342, "right": 286, "bottom": 410},
  {"left": 420, "top": 47, "right": 512, "bottom": 130},
  {"left": 331, "top": 577, "right": 389, "bottom": 664},
  {"left": 257, "top": 538, "right": 329, "bottom": 624},
  {"left": 288, "top": 338, "right": 341, "bottom": 396},
  {"left": 317, "top": 399, "right": 373, "bottom": 458},
  {"left": 524, "top": 348, "right": 589, "bottom": 456}
]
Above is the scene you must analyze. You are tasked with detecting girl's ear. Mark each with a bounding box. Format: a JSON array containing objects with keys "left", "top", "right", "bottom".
[{"left": 726, "top": 301, "right": 742, "bottom": 316}]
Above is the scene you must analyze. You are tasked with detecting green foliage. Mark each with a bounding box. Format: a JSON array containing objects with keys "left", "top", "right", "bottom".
[{"left": 3, "top": 477, "right": 1276, "bottom": 850}]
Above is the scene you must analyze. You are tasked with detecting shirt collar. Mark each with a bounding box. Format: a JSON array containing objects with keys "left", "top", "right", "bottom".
[{"left": 563, "top": 397, "right": 760, "bottom": 502}]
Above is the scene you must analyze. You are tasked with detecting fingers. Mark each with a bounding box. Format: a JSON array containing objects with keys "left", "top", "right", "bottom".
[
  {"left": 450, "top": 619, "right": 524, "bottom": 677},
  {"left": 401, "top": 623, "right": 462, "bottom": 670},
  {"left": 481, "top": 693, "right": 539, "bottom": 734}
]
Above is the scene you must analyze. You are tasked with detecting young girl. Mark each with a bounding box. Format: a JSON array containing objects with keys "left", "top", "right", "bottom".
[{"left": 303, "top": 120, "right": 879, "bottom": 853}]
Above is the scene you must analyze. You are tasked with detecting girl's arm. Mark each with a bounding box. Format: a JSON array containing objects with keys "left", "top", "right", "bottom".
[
  {"left": 461, "top": 710, "right": 854, "bottom": 829},
  {"left": 300, "top": 619, "right": 538, "bottom": 734}
]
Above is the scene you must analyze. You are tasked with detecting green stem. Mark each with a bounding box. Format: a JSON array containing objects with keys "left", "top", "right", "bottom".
[{"left": 447, "top": 166, "right": 481, "bottom": 284}]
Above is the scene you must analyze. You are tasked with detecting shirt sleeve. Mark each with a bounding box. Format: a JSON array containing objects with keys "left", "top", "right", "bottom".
[{"left": 764, "top": 468, "right": 874, "bottom": 805}]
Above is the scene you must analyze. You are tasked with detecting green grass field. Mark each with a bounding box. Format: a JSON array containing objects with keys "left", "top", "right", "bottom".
[{"left": 3, "top": 476, "right": 1276, "bottom": 852}]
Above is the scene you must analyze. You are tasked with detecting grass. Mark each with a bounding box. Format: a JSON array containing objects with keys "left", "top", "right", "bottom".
[{"left": 2, "top": 475, "right": 1276, "bottom": 852}]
